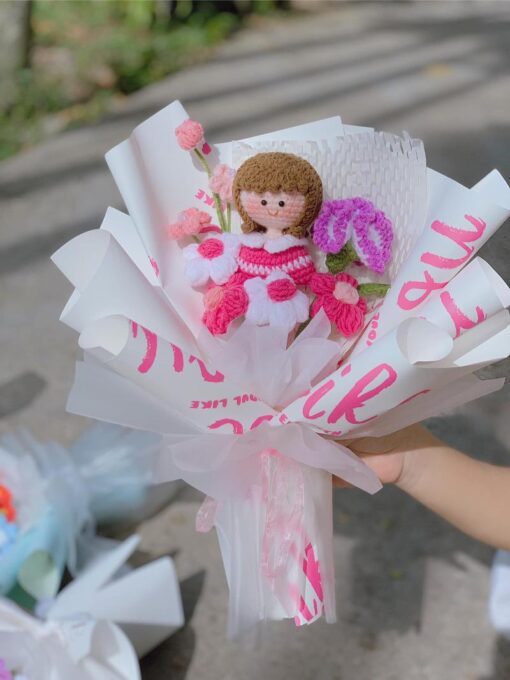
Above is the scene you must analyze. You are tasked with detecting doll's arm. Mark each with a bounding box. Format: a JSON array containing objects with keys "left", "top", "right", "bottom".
[{"left": 341, "top": 425, "right": 510, "bottom": 551}]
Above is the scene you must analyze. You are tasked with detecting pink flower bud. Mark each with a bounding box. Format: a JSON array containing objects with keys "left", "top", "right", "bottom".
[
  {"left": 209, "top": 164, "right": 236, "bottom": 202},
  {"left": 175, "top": 119, "right": 205, "bottom": 151},
  {"left": 167, "top": 208, "right": 211, "bottom": 240}
]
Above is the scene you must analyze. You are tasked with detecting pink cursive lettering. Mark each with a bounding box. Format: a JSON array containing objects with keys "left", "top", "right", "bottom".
[
  {"left": 170, "top": 343, "right": 184, "bottom": 373},
  {"left": 208, "top": 418, "right": 244, "bottom": 434},
  {"left": 250, "top": 414, "right": 274, "bottom": 430},
  {"left": 302, "top": 380, "right": 335, "bottom": 420},
  {"left": 398, "top": 215, "right": 486, "bottom": 311},
  {"left": 440, "top": 291, "right": 486, "bottom": 338},
  {"left": 421, "top": 215, "right": 486, "bottom": 269},
  {"left": 397, "top": 270, "right": 446, "bottom": 311},
  {"left": 302, "top": 543, "right": 323, "bottom": 601},
  {"left": 398, "top": 389, "right": 430, "bottom": 406},
  {"left": 133, "top": 324, "right": 157, "bottom": 373},
  {"left": 189, "top": 355, "right": 224, "bottom": 383},
  {"left": 327, "top": 363, "right": 398, "bottom": 425}
]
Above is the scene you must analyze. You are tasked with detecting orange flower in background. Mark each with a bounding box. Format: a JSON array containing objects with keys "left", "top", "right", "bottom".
[{"left": 0, "top": 485, "right": 16, "bottom": 522}]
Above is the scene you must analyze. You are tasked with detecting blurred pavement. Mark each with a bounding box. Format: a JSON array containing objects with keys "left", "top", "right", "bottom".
[{"left": 1, "top": 2, "right": 510, "bottom": 678}]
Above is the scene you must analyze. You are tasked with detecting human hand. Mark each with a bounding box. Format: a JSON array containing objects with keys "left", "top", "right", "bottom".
[
  {"left": 336, "top": 424, "right": 510, "bottom": 551},
  {"left": 335, "top": 424, "right": 443, "bottom": 488}
]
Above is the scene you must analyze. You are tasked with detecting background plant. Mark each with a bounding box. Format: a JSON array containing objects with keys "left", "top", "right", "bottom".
[{"left": 0, "top": 0, "right": 291, "bottom": 160}]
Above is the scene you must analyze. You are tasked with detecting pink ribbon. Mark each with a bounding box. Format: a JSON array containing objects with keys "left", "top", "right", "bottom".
[{"left": 260, "top": 448, "right": 305, "bottom": 582}]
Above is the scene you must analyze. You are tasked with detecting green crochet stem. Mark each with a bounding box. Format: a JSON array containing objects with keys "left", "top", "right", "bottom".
[
  {"left": 325, "top": 241, "right": 359, "bottom": 274},
  {"left": 214, "top": 194, "right": 228, "bottom": 232},
  {"left": 194, "top": 148, "right": 229, "bottom": 232},
  {"left": 325, "top": 243, "right": 390, "bottom": 298},
  {"left": 226, "top": 202, "right": 232, "bottom": 232},
  {"left": 358, "top": 283, "right": 390, "bottom": 298},
  {"left": 294, "top": 317, "right": 312, "bottom": 339},
  {"left": 193, "top": 147, "right": 212, "bottom": 176}
]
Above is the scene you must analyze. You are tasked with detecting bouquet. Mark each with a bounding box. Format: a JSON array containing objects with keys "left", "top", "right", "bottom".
[
  {"left": 0, "top": 424, "right": 176, "bottom": 605},
  {"left": 0, "top": 536, "right": 183, "bottom": 680},
  {"left": 52, "top": 100, "right": 510, "bottom": 637},
  {"left": 490, "top": 551, "right": 510, "bottom": 639}
]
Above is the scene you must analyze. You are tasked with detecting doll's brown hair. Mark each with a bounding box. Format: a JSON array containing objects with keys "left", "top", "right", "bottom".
[{"left": 233, "top": 152, "right": 323, "bottom": 238}]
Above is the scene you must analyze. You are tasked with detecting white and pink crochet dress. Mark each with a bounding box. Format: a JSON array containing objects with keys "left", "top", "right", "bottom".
[{"left": 235, "top": 233, "right": 315, "bottom": 285}]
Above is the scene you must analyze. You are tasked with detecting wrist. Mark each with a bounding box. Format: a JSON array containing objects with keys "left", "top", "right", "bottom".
[
  {"left": 395, "top": 446, "right": 428, "bottom": 493},
  {"left": 394, "top": 428, "right": 446, "bottom": 495}
]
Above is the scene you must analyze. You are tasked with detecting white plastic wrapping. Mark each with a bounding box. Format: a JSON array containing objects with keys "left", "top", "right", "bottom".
[{"left": 0, "top": 425, "right": 174, "bottom": 601}]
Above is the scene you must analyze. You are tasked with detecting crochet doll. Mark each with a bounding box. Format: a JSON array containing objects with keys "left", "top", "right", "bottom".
[
  {"left": 185, "top": 152, "right": 324, "bottom": 335},
  {"left": 233, "top": 152, "right": 323, "bottom": 286}
]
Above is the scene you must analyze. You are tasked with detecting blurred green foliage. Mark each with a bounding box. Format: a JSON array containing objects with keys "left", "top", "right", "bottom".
[{"left": 0, "top": 0, "right": 289, "bottom": 160}]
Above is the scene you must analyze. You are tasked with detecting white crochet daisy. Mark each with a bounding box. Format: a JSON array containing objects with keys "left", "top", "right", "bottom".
[
  {"left": 183, "top": 234, "right": 240, "bottom": 287},
  {"left": 244, "top": 271, "right": 309, "bottom": 330}
]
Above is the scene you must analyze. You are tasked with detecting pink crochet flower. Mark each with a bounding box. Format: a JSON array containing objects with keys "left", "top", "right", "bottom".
[
  {"left": 310, "top": 272, "right": 367, "bottom": 337},
  {"left": 167, "top": 208, "right": 211, "bottom": 239},
  {"left": 183, "top": 233, "right": 240, "bottom": 287},
  {"left": 209, "top": 164, "right": 235, "bottom": 202},
  {"left": 203, "top": 281, "right": 248, "bottom": 335},
  {"left": 244, "top": 271, "right": 309, "bottom": 331},
  {"left": 175, "top": 119, "right": 205, "bottom": 151}
]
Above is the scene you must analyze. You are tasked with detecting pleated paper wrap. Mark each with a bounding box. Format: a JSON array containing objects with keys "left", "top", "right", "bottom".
[
  {"left": 0, "top": 536, "right": 184, "bottom": 679},
  {"left": 52, "top": 101, "right": 510, "bottom": 636}
]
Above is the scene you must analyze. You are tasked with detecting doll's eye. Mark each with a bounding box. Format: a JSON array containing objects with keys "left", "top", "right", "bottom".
[
  {"left": 278, "top": 201, "right": 285, "bottom": 207},
  {"left": 261, "top": 199, "right": 267, "bottom": 206}
]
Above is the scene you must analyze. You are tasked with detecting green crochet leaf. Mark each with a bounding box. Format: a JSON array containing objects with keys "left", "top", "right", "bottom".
[
  {"left": 325, "top": 242, "right": 358, "bottom": 274},
  {"left": 358, "top": 283, "right": 390, "bottom": 298},
  {"left": 294, "top": 318, "right": 312, "bottom": 338}
]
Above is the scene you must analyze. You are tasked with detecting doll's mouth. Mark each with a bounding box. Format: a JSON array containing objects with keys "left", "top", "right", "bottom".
[{"left": 267, "top": 209, "right": 279, "bottom": 217}]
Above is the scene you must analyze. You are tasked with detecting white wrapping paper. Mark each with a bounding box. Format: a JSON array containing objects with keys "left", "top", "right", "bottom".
[
  {"left": 52, "top": 100, "right": 510, "bottom": 636},
  {"left": 490, "top": 550, "right": 510, "bottom": 639},
  {"left": 0, "top": 536, "right": 183, "bottom": 680},
  {"left": 0, "top": 598, "right": 140, "bottom": 680},
  {"left": 353, "top": 168, "right": 510, "bottom": 353},
  {"left": 283, "top": 312, "right": 510, "bottom": 436}
]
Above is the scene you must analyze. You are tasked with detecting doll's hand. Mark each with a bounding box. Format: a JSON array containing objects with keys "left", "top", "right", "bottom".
[{"left": 335, "top": 424, "right": 443, "bottom": 488}]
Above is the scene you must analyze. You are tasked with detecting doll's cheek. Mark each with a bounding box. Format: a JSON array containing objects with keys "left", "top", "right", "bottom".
[
  {"left": 284, "top": 195, "right": 306, "bottom": 213},
  {"left": 281, "top": 203, "right": 304, "bottom": 220},
  {"left": 243, "top": 201, "right": 266, "bottom": 221},
  {"left": 249, "top": 206, "right": 267, "bottom": 221},
  {"left": 240, "top": 195, "right": 261, "bottom": 217}
]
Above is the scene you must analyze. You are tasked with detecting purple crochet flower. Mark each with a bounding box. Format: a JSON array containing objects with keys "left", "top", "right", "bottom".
[
  {"left": 312, "top": 197, "right": 393, "bottom": 274},
  {"left": 0, "top": 660, "right": 13, "bottom": 680}
]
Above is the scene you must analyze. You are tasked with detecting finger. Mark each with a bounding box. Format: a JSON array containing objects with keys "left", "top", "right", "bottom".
[
  {"left": 342, "top": 425, "right": 429, "bottom": 456},
  {"left": 333, "top": 476, "right": 353, "bottom": 489},
  {"left": 344, "top": 435, "right": 398, "bottom": 456}
]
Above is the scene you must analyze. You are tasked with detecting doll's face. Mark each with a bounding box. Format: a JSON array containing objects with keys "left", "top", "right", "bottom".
[{"left": 240, "top": 191, "right": 306, "bottom": 236}]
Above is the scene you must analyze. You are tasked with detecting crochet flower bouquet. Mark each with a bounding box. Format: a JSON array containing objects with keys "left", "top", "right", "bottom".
[
  {"left": 0, "top": 424, "right": 169, "bottom": 606},
  {"left": 52, "top": 101, "right": 510, "bottom": 637}
]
